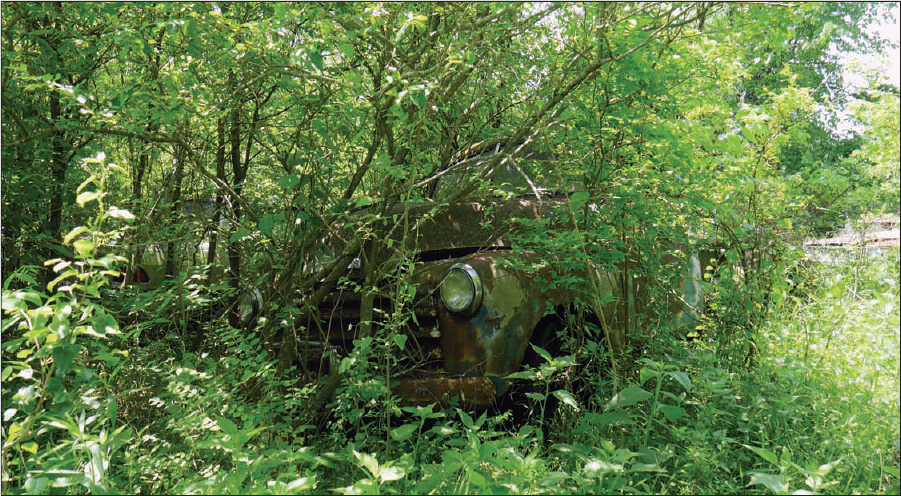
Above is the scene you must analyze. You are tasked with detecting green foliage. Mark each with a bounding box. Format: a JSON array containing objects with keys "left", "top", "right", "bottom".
[
  {"left": 2, "top": 2, "right": 899, "bottom": 495},
  {"left": 3, "top": 196, "right": 898, "bottom": 496},
  {"left": 2, "top": 174, "right": 133, "bottom": 493},
  {"left": 851, "top": 84, "right": 901, "bottom": 210},
  {"left": 758, "top": 252, "right": 900, "bottom": 494}
]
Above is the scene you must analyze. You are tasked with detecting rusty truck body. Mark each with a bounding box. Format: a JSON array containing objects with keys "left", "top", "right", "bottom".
[{"left": 303, "top": 151, "right": 717, "bottom": 409}]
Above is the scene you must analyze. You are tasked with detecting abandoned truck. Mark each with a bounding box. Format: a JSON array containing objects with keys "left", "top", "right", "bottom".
[
  {"left": 296, "top": 144, "right": 720, "bottom": 409},
  {"left": 111, "top": 144, "right": 719, "bottom": 408}
]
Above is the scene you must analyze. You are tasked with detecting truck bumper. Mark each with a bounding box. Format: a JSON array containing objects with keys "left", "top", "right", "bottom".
[{"left": 393, "top": 376, "right": 501, "bottom": 409}]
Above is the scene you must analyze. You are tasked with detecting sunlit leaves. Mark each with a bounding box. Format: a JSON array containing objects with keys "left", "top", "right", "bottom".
[
  {"left": 2, "top": 4, "right": 897, "bottom": 495},
  {"left": 105, "top": 206, "right": 135, "bottom": 222},
  {"left": 606, "top": 386, "right": 653, "bottom": 410},
  {"left": 553, "top": 389, "right": 580, "bottom": 412},
  {"left": 851, "top": 85, "right": 901, "bottom": 197}
]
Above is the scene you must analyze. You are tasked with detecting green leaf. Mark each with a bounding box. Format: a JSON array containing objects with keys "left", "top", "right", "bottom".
[
  {"left": 668, "top": 371, "right": 692, "bottom": 391},
  {"left": 76, "top": 191, "right": 100, "bottom": 207},
  {"left": 539, "top": 472, "right": 571, "bottom": 487},
  {"left": 2, "top": 291, "right": 41, "bottom": 311},
  {"left": 47, "top": 270, "right": 77, "bottom": 291},
  {"left": 583, "top": 458, "right": 621, "bottom": 477},
  {"left": 816, "top": 459, "right": 841, "bottom": 477},
  {"left": 310, "top": 50, "right": 323, "bottom": 70},
  {"left": 606, "top": 387, "right": 653, "bottom": 410},
  {"left": 553, "top": 389, "right": 580, "bottom": 411},
  {"left": 229, "top": 228, "right": 251, "bottom": 244},
  {"left": 343, "top": 479, "right": 376, "bottom": 495},
  {"left": 390, "top": 423, "right": 417, "bottom": 442},
  {"left": 380, "top": 465, "right": 405, "bottom": 482},
  {"left": 743, "top": 444, "right": 780, "bottom": 466},
  {"left": 639, "top": 366, "right": 658, "bottom": 385},
  {"left": 550, "top": 354, "right": 577, "bottom": 367},
  {"left": 63, "top": 226, "right": 89, "bottom": 245},
  {"left": 76, "top": 175, "right": 97, "bottom": 194},
  {"left": 659, "top": 404, "right": 686, "bottom": 422},
  {"left": 539, "top": 364, "right": 559, "bottom": 378},
  {"left": 882, "top": 465, "right": 900, "bottom": 478},
  {"left": 284, "top": 476, "right": 316, "bottom": 492},
  {"left": 354, "top": 450, "right": 380, "bottom": 478},
  {"left": 393, "top": 334, "right": 407, "bottom": 350},
  {"left": 217, "top": 416, "right": 238, "bottom": 437},
  {"left": 638, "top": 447, "right": 671, "bottom": 465},
  {"left": 467, "top": 469, "right": 487, "bottom": 487},
  {"left": 338, "top": 42, "right": 354, "bottom": 59},
  {"left": 570, "top": 191, "right": 590, "bottom": 205},
  {"left": 504, "top": 370, "right": 538, "bottom": 380},
  {"left": 259, "top": 214, "right": 279, "bottom": 237},
  {"left": 73, "top": 240, "right": 95, "bottom": 257},
  {"left": 106, "top": 206, "right": 135, "bottom": 222},
  {"left": 581, "top": 411, "right": 632, "bottom": 426},
  {"left": 401, "top": 404, "right": 444, "bottom": 419},
  {"left": 108, "top": 396, "right": 118, "bottom": 430},
  {"left": 457, "top": 409, "right": 474, "bottom": 429},
  {"left": 525, "top": 391, "right": 546, "bottom": 401},
  {"left": 346, "top": 70, "right": 362, "bottom": 87},
  {"left": 628, "top": 463, "right": 665, "bottom": 473},
  {"left": 52, "top": 345, "right": 77, "bottom": 375},
  {"left": 7, "top": 272, "right": 38, "bottom": 288},
  {"left": 24, "top": 477, "right": 49, "bottom": 494},
  {"left": 277, "top": 175, "right": 301, "bottom": 189},
  {"left": 530, "top": 343, "right": 553, "bottom": 363},
  {"left": 747, "top": 473, "right": 788, "bottom": 494}
]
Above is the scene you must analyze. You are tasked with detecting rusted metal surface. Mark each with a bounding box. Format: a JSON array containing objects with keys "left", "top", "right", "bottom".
[
  {"left": 392, "top": 376, "right": 498, "bottom": 409},
  {"left": 345, "top": 197, "right": 559, "bottom": 257},
  {"left": 408, "top": 252, "right": 584, "bottom": 380},
  {"left": 315, "top": 195, "right": 719, "bottom": 408},
  {"left": 805, "top": 229, "right": 900, "bottom": 247},
  {"left": 804, "top": 229, "right": 900, "bottom": 264},
  {"left": 318, "top": 247, "right": 709, "bottom": 407},
  {"left": 412, "top": 198, "right": 552, "bottom": 254}
]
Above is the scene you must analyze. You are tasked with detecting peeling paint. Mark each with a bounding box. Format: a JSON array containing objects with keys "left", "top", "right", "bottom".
[{"left": 317, "top": 196, "right": 721, "bottom": 408}]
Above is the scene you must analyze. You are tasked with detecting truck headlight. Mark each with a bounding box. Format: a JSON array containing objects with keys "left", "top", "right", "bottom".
[{"left": 440, "top": 263, "right": 482, "bottom": 315}]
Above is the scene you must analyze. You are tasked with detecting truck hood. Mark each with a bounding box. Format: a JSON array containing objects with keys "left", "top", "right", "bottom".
[{"left": 372, "top": 195, "right": 567, "bottom": 258}]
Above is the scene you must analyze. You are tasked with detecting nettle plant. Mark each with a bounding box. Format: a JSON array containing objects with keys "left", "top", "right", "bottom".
[
  {"left": 1, "top": 157, "right": 135, "bottom": 494},
  {"left": 325, "top": 249, "right": 422, "bottom": 444}
]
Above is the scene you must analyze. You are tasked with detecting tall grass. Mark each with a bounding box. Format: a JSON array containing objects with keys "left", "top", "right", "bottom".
[
  {"left": 261, "top": 249, "right": 901, "bottom": 494},
  {"left": 103, "top": 250, "right": 901, "bottom": 494},
  {"left": 752, "top": 249, "right": 900, "bottom": 494},
  {"left": 4, "top": 248, "right": 897, "bottom": 494}
]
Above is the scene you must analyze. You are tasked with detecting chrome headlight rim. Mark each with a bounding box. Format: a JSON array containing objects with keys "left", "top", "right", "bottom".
[{"left": 440, "top": 262, "right": 483, "bottom": 316}]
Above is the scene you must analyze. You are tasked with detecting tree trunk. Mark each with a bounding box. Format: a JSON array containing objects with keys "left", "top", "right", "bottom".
[
  {"left": 206, "top": 117, "right": 227, "bottom": 272},
  {"left": 192, "top": 118, "right": 227, "bottom": 352},
  {"left": 165, "top": 142, "right": 184, "bottom": 277},
  {"left": 44, "top": 90, "right": 67, "bottom": 276},
  {"left": 227, "top": 107, "right": 244, "bottom": 327}
]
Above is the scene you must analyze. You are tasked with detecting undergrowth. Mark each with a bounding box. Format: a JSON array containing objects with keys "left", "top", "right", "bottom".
[{"left": 3, "top": 233, "right": 899, "bottom": 494}]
